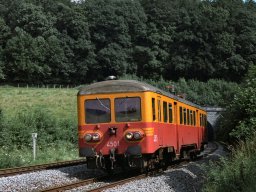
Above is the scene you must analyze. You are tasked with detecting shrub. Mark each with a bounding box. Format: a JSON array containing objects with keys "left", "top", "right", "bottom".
[
  {"left": 217, "top": 64, "right": 256, "bottom": 141},
  {"left": 203, "top": 135, "right": 256, "bottom": 192}
]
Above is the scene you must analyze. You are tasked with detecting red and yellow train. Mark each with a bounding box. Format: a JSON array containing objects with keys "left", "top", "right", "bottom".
[{"left": 77, "top": 79, "right": 207, "bottom": 171}]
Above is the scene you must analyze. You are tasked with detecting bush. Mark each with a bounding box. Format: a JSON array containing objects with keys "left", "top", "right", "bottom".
[
  {"left": 217, "top": 64, "right": 256, "bottom": 141},
  {"left": 203, "top": 135, "right": 256, "bottom": 192},
  {"left": 0, "top": 143, "right": 78, "bottom": 169},
  {"left": 121, "top": 75, "right": 239, "bottom": 107},
  {"left": 0, "top": 106, "right": 77, "bottom": 149}
]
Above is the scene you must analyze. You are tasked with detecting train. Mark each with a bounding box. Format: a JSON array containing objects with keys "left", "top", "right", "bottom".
[{"left": 77, "top": 79, "right": 207, "bottom": 172}]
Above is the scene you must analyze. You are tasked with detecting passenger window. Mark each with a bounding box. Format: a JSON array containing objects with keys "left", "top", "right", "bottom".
[
  {"left": 152, "top": 98, "right": 156, "bottom": 121},
  {"left": 158, "top": 100, "right": 161, "bottom": 122},
  {"left": 179, "top": 107, "right": 183, "bottom": 124},
  {"left": 163, "top": 102, "right": 168, "bottom": 122},
  {"left": 183, "top": 108, "right": 187, "bottom": 125},
  {"left": 168, "top": 104, "right": 173, "bottom": 123},
  {"left": 193, "top": 111, "right": 196, "bottom": 126},
  {"left": 190, "top": 110, "right": 193, "bottom": 126},
  {"left": 187, "top": 109, "right": 190, "bottom": 125}
]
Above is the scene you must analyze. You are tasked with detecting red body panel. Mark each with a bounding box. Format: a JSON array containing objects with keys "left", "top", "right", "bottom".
[{"left": 78, "top": 122, "right": 205, "bottom": 156}]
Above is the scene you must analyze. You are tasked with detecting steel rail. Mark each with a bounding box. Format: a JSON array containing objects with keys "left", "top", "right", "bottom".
[
  {"left": 0, "top": 159, "right": 86, "bottom": 177},
  {"left": 87, "top": 174, "right": 147, "bottom": 192},
  {"left": 40, "top": 142, "right": 220, "bottom": 192},
  {"left": 40, "top": 175, "right": 108, "bottom": 192}
]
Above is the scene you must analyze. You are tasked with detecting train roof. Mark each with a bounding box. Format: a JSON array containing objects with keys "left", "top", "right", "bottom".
[{"left": 78, "top": 80, "right": 205, "bottom": 111}]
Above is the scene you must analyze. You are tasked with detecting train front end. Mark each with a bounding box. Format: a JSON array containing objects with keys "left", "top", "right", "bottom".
[{"left": 77, "top": 80, "right": 154, "bottom": 171}]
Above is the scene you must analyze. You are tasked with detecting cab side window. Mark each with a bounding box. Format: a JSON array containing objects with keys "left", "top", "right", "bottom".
[{"left": 152, "top": 98, "right": 156, "bottom": 121}]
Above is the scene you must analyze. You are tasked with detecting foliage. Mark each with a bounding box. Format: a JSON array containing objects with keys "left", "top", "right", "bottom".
[
  {"left": 203, "top": 135, "right": 256, "bottom": 192},
  {"left": 0, "top": 87, "right": 78, "bottom": 168},
  {"left": 0, "top": 142, "right": 77, "bottom": 169},
  {"left": 217, "top": 64, "right": 256, "bottom": 141},
  {"left": 120, "top": 76, "right": 239, "bottom": 107},
  {"left": 0, "top": 0, "right": 256, "bottom": 84}
]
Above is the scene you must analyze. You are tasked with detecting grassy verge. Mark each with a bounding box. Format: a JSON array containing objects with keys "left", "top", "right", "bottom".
[
  {"left": 0, "top": 86, "right": 79, "bottom": 168},
  {"left": 203, "top": 136, "right": 256, "bottom": 192},
  {"left": 0, "top": 142, "right": 78, "bottom": 169}
]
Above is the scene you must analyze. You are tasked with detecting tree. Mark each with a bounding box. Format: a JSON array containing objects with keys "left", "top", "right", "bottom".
[
  {"left": 4, "top": 27, "right": 50, "bottom": 83},
  {"left": 0, "top": 17, "right": 10, "bottom": 80},
  {"left": 218, "top": 64, "right": 256, "bottom": 141},
  {"left": 54, "top": 2, "right": 93, "bottom": 83}
]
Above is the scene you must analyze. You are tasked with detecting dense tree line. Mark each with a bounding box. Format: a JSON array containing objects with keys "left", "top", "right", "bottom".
[{"left": 0, "top": 0, "right": 256, "bottom": 84}]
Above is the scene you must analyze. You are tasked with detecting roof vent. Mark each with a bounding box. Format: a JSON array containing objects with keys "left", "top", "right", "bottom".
[{"left": 106, "top": 76, "right": 117, "bottom": 80}]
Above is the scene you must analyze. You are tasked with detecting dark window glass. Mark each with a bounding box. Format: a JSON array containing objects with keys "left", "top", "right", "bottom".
[
  {"left": 115, "top": 97, "right": 141, "bottom": 122},
  {"left": 169, "top": 104, "right": 173, "bottom": 123},
  {"left": 183, "top": 108, "right": 187, "bottom": 125},
  {"left": 163, "top": 102, "right": 168, "bottom": 122},
  {"left": 190, "top": 110, "right": 193, "bottom": 126},
  {"left": 158, "top": 100, "right": 161, "bottom": 122},
  {"left": 85, "top": 98, "right": 111, "bottom": 124},
  {"left": 187, "top": 109, "right": 190, "bottom": 125},
  {"left": 193, "top": 111, "right": 196, "bottom": 126},
  {"left": 152, "top": 98, "right": 156, "bottom": 121},
  {"left": 180, "top": 107, "right": 183, "bottom": 124},
  {"left": 204, "top": 115, "right": 207, "bottom": 127}
]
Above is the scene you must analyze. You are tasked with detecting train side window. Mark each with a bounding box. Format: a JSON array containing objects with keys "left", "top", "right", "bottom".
[
  {"left": 163, "top": 101, "right": 168, "bottom": 122},
  {"left": 183, "top": 108, "right": 187, "bottom": 125},
  {"left": 200, "top": 114, "right": 202, "bottom": 126},
  {"left": 152, "top": 98, "right": 156, "bottom": 121},
  {"left": 179, "top": 107, "right": 183, "bottom": 124},
  {"left": 187, "top": 109, "right": 190, "bottom": 125},
  {"left": 193, "top": 111, "right": 196, "bottom": 126},
  {"left": 168, "top": 103, "right": 173, "bottom": 123},
  {"left": 190, "top": 110, "right": 193, "bottom": 126},
  {"left": 158, "top": 100, "right": 161, "bottom": 122}
]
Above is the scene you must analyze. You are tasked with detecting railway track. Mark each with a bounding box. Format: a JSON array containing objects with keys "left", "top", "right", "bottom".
[
  {"left": 41, "top": 175, "right": 108, "bottom": 192},
  {"left": 0, "top": 159, "right": 86, "bottom": 178},
  {"left": 1, "top": 142, "right": 220, "bottom": 192}
]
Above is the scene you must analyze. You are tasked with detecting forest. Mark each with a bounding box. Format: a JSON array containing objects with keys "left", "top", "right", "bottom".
[
  {"left": 0, "top": 0, "right": 256, "bottom": 84},
  {"left": 1, "top": 0, "right": 256, "bottom": 191}
]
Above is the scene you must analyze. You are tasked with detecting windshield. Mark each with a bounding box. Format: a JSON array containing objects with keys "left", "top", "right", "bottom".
[
  {"left": 115, "top": 97, "right": 141, "bottom": 122},
  {"left": 85, "top": 98, "right": 111, "bottom": 124}
]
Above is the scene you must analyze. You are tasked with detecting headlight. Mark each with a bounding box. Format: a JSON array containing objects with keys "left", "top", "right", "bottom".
[
  {"left": 133, "top": 132, "right": 142, "bottom": 140},
  {"left": 92, "top": 133, "right": 100, "bottom": 141},
  {"left": 125, "top": 132, "right": 133, "bottom": 140},
  {"left": 84, "top": 134, "right": 92, "bottom": 142}
]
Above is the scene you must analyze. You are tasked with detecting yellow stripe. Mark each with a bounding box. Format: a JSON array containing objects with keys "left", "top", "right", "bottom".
[{"left": 142, "top": 128, "right": 154, "bottom": 136}]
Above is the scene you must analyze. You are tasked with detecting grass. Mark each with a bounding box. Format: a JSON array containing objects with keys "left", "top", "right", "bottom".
[
  {"left": 0, "top": 86, "right": 77, "bottom": 119},
  {"left": 0, "top": 142, "right": 78, "bottom": 169},
  {"left": 0, "top": 86, "right": 80, "bottom": 168},
  {"left": 203, "top": 136, "right": 256, "bottom": 192}
]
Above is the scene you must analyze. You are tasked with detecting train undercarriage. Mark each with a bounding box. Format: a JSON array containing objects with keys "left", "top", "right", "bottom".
[{"left": 85, "top": 144, "right": 203, "bottom": 173}]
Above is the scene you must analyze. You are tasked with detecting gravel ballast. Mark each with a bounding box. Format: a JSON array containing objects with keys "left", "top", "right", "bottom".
[
  {"left": 0, "top": 164, "right": 103, "bottom": 192},
  {"left": 103, "top": 143, "right": 227, "bottom": 192},
  {"left": 0, "top": 143, "right": 227, "bottom": 192}
]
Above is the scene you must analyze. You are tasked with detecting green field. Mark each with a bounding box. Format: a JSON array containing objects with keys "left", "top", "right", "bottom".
[
  {"left": 0, "top": 86, "right": 77, "bottom": 118},
  {"left": 0, "top": 86, "right": 80, "bottom": 168}
]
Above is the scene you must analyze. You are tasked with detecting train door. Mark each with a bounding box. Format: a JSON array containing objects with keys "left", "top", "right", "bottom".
[
  {"left": 157, "top": 97, "right": 163, "bottom": 146},
  {"left": 174, "top": 102, "right": 179, "bottom": 153}
]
